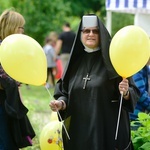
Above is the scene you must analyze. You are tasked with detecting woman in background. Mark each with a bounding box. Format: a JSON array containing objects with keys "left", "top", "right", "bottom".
[{"left": 0, "top": 9, "right": 35, "bottom": 150}]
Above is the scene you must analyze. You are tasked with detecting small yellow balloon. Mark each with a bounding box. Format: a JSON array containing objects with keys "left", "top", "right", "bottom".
[
  {"left": 40, "top": 121, "right": 63, "bottom": 150},
  {"left": 0, "top": 34, "right": 47, "bottom": 85},
  {"left": 50, "top": 112, "right": 59, "bottom": 121},
  {"left": 109, "top": 25, "right": 150, "bottom": 78}
]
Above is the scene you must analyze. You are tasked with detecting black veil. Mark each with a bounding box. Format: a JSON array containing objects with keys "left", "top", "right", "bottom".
[{"left": 62, "top": 14, "right": 119, "bottom": 82}]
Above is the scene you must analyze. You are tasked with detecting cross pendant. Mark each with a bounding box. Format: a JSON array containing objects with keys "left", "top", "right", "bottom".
[{"left": 83, "top": 73, "right": 91, "bottom": 89}]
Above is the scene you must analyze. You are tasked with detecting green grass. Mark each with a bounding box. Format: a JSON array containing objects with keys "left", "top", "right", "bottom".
[{"left": 19, "top": 84, "right": 55, "bottom": 150}]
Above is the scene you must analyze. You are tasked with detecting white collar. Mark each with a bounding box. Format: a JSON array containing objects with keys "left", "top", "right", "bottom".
[{"left": 84, "top": 45, "right": 100, "bottom": 53}]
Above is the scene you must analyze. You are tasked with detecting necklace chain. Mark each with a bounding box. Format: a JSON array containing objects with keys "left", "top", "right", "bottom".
[{"left": 82, "top": 53, "right": 97, "bottom": 89}]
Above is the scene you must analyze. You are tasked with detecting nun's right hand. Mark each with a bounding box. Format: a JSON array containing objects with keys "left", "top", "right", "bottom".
[{"left": 49, "top": 100, "right": 66, "bottom": 111}]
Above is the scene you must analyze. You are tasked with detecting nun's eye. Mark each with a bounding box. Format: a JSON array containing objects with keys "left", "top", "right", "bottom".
[{"left": 82, "top": 29, "right": 99, "bottom": 35}]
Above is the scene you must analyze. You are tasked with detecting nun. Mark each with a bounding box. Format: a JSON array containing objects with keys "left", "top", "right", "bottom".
[{"left": 50, "top": 14, "right": 139, "bottom": 150}]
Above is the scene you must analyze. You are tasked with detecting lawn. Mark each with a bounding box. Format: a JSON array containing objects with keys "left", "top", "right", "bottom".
[{"left": 19, "top": 84, "right": 55, "bottom": 150}]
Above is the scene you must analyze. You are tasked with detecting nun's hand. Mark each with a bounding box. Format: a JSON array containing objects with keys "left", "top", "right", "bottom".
[
  {"left": 119, "top": 78, "right": 129, "bottom": 99},
  {"left": 49, "top": 100, "right": 66, "bottom": 111}
]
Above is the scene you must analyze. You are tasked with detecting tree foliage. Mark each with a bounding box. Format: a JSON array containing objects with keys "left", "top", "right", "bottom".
[
  {"left": 131, "top": 113, "right": 150, "bottom": 150},
  {"left": 63, "top": 0, "right": 105, "bottom": 16},
  {"left": 111, "top": 12, "right": 134, "bottom": 37},
  {"left": 4, "top": 0, "right": 73, "bottom": 45}
]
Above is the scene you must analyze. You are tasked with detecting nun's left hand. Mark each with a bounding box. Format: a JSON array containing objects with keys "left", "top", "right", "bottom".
[{"left": 119, "top": 78, "right": 129, "bottom": 99}]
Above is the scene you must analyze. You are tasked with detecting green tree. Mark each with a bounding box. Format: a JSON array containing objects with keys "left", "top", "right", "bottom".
[
  {"left": 8, "top": 0, "right": 73, "bottom": 45},
  {"left": 63, "top": 0, "right": 105, "bottom": 17},
  {"left": 111, "top": 12, "right": 134, "bottom": 36}
]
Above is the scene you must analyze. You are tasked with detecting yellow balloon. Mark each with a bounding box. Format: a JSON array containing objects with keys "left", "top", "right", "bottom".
[
  {"left": 0, "top": 34, "right": 47, "bottom": 85},
  {"left": 40, "top": 121, "right": 63, "bottom": 150},
  {"left": 50, "top": 112, "right": 59, "bottom": 121},
  {"left": 109, "top": 25, "right": 150, "bottom": 78}
]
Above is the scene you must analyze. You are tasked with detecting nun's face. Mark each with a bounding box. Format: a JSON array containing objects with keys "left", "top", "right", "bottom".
[{"left": 81, "top": 27, "right": 99, "bottom": 49}]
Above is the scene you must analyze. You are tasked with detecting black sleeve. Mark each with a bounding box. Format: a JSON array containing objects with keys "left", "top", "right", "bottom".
[
  {"left": 54, "top": 79, "right": 69, "bottom": 120},
  {"left": 0, "top": 76, "right": 28, "bottom": 119},
  {"left": 122, "top": 77, "right": 140, "bottom": 112}
]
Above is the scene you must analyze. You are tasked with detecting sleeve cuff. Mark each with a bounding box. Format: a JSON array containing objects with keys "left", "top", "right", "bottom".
[{"left": 57, "top": 96, "right": 67, "bottom": 104}]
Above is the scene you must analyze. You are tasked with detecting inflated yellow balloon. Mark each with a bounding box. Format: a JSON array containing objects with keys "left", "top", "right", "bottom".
[
  {"left": 110, "top": 25, "right": 150, "bottom": 78},
  {"left": 0, "top": 34, "right": 47, "bottom": 85},
  {"left": 40, "top": 121, "right": 63, "bottom": 150},
  {"left": 50, "top": 112, "right": 59, "bottom": 121}
]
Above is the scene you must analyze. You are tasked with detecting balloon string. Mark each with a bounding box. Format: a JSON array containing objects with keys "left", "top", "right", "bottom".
[
  {"left": 115, "top": 91, "right": 123, "bottom": 140},
  {"left": 45, "top": 87, "right": 70, "bottom": 140},
  {"left": 55, "top": 104, "right": 70, "bottom": 140}
]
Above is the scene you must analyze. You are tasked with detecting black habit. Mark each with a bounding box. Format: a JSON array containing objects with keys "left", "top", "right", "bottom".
[{"left": 54, "top": 14, "right": 139, "bottom": 150}]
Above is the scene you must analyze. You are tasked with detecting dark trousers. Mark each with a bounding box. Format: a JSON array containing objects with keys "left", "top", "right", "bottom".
[{"left": 0, "top": 105, "right": 18, "bottom": 150}]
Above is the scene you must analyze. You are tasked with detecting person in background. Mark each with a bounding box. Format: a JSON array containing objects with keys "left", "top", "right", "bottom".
[
  {"left": 48, "top": 31, "right": 58, "bottom": 49},
  {"left": 48, "top": 31, "right": 63, "bottom": 80},
  {"left": 130, "top": 59, "right": 150, "bottom": 124},
  {"left": 43, "top": 34, "right": 57, "bottom": 88},
  {"left": 49, "top": 14, "right": 139, "bottom": 150},
  {"left": 0, "top": 9, "right": 35, "bottom": 150},
  {"left": 55, "top": 22, "right": 76, "bottom": 72}
]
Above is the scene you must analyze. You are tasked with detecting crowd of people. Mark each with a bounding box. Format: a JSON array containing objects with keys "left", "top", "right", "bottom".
[{"left": 0, "top": 7, "right": 150, "bottom": 150}]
